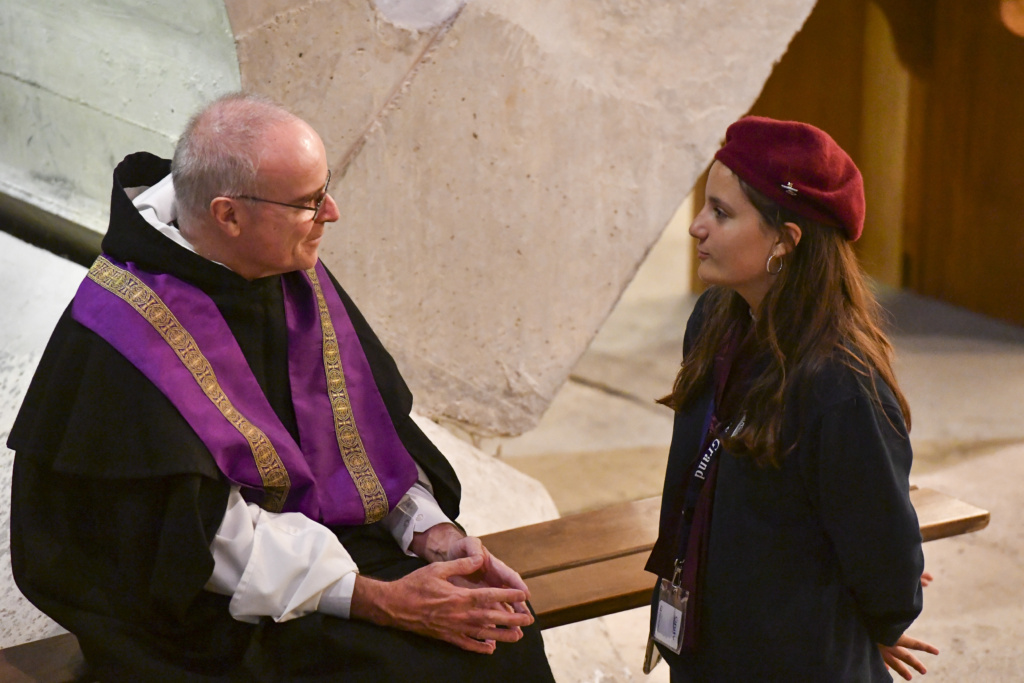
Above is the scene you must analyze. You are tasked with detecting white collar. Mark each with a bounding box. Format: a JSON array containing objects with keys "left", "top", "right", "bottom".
[
  {"left": 132, "top": 175, "right": 230, "bottom": 271},
  {"left": 131, "top": 174, "right": 197, "bottom": 254}
]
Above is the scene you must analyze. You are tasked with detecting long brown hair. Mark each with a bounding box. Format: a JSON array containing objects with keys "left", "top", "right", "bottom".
[{"left": 659, "top": 179, "right": 910, "bottom": 467}]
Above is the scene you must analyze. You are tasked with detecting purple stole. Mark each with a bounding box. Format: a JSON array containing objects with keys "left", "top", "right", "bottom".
[{"left": 71, "top": 255, "right": 419, "bottom": 526}]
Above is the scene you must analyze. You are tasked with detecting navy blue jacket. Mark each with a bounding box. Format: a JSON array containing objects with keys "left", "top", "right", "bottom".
[{"left": 647, "top": 290, "right": 924, "bottom": 682}]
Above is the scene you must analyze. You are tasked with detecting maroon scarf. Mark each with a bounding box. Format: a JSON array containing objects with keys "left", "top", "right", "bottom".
[{"left": 679, "top": 324, "right": 748, "bottom": 650}]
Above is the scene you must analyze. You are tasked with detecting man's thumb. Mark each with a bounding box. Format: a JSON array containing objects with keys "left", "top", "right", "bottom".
[{"left": 441, "top": 552, "right": 484, "bottom": 577}]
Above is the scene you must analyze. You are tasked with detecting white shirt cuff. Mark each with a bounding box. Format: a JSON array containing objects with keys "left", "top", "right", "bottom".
[
  {"left": 318, "top": 571, "right": 357, "bottom": 619},
  {"left": 381, "top": 482, "right": 454, "bottom": 557}
]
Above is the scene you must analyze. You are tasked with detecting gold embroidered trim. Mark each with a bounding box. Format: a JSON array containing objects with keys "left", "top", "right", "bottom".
[
  {"left": 307, "top": 267, "right": 389, "bottom": 524},
  {"left": 87, "top": 256, "right": 290, "bottom": 512}
]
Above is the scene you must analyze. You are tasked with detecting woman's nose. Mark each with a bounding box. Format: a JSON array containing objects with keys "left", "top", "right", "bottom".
[{"left": 689, "top": 210, "right": 707, "bottom": 239}]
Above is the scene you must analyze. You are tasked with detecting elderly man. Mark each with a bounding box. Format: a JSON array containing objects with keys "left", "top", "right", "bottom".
[{"left": 9, "top": 93, "right": 554, "bottom": 681}]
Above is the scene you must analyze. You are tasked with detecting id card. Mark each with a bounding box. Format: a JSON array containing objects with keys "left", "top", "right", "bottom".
[{"left": 652, "top": 576, "right": 688, "bottom": 654}]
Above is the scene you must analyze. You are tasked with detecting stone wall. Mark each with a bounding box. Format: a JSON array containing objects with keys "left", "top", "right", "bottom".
[{"left": 0, "top": 0, "right": 240, "bottom": 232}]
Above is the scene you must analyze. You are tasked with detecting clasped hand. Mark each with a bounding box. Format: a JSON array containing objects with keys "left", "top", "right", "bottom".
[{"left": 351, "top": 524, "right": 533, "bottom": 654}]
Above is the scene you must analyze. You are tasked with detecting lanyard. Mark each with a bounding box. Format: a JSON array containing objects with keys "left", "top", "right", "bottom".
[
  {"left": 673, "top": 323, "right": 747, "bottom": 562},
  {"left": 683, "top": 409, "right": 719, "bottom": 522},
  {"left": 676, "top": 409, "right": 721, "bottom": 560}
]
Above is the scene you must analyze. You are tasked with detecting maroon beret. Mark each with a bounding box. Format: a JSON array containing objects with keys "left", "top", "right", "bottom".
[{"left": 714, "top": 116, "right": 865, "bottom": 241}]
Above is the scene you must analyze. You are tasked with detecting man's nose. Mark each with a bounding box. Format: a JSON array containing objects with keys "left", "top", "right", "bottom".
[{"left": 318, "top": 193, "right": 341, "bottom": 223}]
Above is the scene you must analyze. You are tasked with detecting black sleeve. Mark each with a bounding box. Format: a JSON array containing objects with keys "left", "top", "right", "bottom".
[
  {"left": 8, "top": 307, "right": 221, "bottom": 480},
  {"left": 645, "top": 289, "right": 717, "bottom": 577},
  {"left": 812, "top": 392, "right": 924, "bottom": 645},
  {"left": 7, "top": 311, "right": 254, "bottom": 678},
  {"left": 10, "top": 455, "right": 255, "bottom": 679}
]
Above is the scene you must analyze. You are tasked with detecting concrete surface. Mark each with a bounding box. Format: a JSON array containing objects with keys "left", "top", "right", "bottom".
[
  {"left": 0, "top": 232, "right": 86, "bottom": 648},
  {"left": 299, "top": 0, "right": 818, "bottom": 435}
]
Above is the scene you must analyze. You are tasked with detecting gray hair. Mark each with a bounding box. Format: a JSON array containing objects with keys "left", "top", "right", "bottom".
[{"left": 171, "top": 92, "right": 298, "bottom": 224}]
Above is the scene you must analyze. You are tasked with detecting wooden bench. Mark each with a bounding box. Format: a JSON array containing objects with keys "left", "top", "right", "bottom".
[
  {"left": 0, "top": 631, "right": 90, "bottom": 683},
  {"left": 480, "top": 486, "right": 990, "bottom": 629},
  {"left": 0, "top": 486, "right": 989, "bottom": 681}
]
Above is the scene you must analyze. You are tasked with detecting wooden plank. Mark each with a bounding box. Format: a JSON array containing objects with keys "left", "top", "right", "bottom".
[
  {"left": 484, "top": 488, "right": 990, "bottom": 582},
  {"left": 527, "top": 553, "right": 657, "bottom": 630},
  {"left": 525, "top": 489, "right": 990, "bottom": 629},
  {"left": 492, "top": 487, "right": 990, "bottom": 629},
  {"left": 912, "top": 487, "right": 990, "bottom": 542},
  {"left": 906, "top": 1, "right": 1024, "bottom": 325},
  {"left": 0, "top": 632, "right": 90, "bottom": 683},
  {"left": 481, "top": 497, "right": 660, "bottom": 579}
]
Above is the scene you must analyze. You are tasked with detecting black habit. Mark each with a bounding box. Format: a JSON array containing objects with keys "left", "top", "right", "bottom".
[{"left": 9, "top": 153, "right": 552, "bottom": 682}]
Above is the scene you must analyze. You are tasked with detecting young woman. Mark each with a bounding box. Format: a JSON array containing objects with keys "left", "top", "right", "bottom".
[{"left": 645, "top": 117, "right": 938, "bottom": 681}]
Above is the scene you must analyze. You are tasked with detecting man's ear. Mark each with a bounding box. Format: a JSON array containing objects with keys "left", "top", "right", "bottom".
[
  {"left": 777, "top": 221, "right": 803, "bottom": 256},
  {"left": 209, "top": 197, "right": 242, "bottom": 238}
]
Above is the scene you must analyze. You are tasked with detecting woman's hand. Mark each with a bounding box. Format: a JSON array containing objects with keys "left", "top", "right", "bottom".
[
  {"left": 920, "top": 571, "right": 934, "bottom": 587},
  {"left": 878, "top": 634, "right": 939, "bottom": 680}
]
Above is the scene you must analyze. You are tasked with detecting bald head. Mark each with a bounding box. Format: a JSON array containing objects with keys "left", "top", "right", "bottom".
[
  {"left": 169, "top": 93, "right": 337, "bottom": 279},
  {"left": 171, "top": 92, "right": 300, "bottom": 227}
]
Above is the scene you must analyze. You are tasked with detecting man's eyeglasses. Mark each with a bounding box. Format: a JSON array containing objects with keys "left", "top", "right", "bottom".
[{"left": 235, "top": 170, "right": 332, "bottom": 221}]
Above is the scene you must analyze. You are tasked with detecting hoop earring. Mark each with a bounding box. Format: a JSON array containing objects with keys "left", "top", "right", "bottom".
[{"left": 766, "top": 254, "right": 783, "bottom": 275}]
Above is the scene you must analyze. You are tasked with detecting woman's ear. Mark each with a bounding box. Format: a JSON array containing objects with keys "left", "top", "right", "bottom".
[{"left": 777, "top": 221, "right": 803, "bottom": 256}]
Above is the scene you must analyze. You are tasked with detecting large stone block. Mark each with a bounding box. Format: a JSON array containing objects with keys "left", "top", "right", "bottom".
[{"left": 233, "top": 0, "right": 816, "bottom": 435}]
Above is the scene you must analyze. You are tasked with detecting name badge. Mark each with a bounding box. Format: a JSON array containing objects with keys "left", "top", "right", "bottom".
[{"left": 652, "top": 560, "right": 688, "bottom": 654}]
